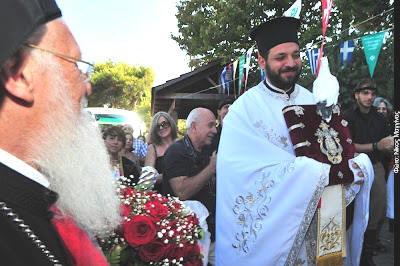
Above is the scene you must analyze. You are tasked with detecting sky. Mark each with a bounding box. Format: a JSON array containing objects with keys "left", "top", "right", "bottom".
[{"left": 56, "top": 0, "right": 191, "bottom": 87}]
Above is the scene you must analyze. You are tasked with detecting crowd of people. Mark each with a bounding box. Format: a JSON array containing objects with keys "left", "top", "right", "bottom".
[{"left": 0, "top": 1, "right": 394, "bottom": 266}]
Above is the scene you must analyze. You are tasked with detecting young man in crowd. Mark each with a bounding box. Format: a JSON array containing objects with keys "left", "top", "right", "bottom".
[{"left": 344, "top": 79, "right": 394, "bottom": 265}]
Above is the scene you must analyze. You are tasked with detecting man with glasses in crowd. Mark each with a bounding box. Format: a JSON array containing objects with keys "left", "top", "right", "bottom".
[
  {"left": 344, "top": 78, "right": 394, "bottom": 266},
  {"left": 162, "top": 107, "right": 217, "bottom": 265},
  {"left": 0, "top": 0, "right": 121, "bottom": 264}
]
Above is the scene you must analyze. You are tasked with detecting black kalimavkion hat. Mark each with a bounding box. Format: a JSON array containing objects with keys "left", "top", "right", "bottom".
[
  {"left": 250, "top": 16, "right": 300, "bottom": 57},
  {"left": 0, "top": 0, "right": 61, "bottom": 68}
]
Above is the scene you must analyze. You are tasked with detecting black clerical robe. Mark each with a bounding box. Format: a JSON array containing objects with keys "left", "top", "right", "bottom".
[{"left": 0, "top": 163, "right": 73, "bottom": 266}]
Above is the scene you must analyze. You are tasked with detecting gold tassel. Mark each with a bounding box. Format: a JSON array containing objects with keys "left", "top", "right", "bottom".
[{"left": 316, "top": 252, "right": 343, "bottom": 266}]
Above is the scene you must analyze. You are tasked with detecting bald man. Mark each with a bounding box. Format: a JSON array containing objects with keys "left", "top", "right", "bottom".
[{"left": 162, "top": 107, "right": 217, "bottom": 264}]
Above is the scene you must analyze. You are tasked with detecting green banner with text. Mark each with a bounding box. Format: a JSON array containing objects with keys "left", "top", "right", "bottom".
[{"left": 361, "top": 31, "right": 386, "bottom": 78}]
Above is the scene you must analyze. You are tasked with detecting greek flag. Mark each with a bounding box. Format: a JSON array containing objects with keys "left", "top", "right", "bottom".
[
  {"left": 219, "top": 66, "right": 230, "bottom": 94},
  {"left": 306, "top": 48, "right": 322, "bottom": 75},
  {"left": 260, "top": 67, "right": 266, "bottom": 81},
  {"left": 340, "top": 40, "right": 355, "bottom": 68}
]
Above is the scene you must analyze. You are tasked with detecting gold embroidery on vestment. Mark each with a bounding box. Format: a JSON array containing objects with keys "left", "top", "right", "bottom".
[
  {"left": 315, "top": 121, "right": 343, "bottom": 164},
  {"left": 319, "top": 217, "right": 341, "bottom": 251}
]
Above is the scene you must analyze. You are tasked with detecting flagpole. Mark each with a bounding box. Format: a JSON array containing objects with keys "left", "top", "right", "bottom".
[{"left": 316, "top": 37, "right": 325, "bottom": 77}]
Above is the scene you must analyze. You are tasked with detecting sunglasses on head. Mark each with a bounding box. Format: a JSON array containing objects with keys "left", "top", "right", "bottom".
[{"left": 157, "top": 120, "right": 170, "bottom": 129}]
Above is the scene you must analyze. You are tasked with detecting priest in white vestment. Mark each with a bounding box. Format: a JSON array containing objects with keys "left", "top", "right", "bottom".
[{"left": 215, "top": 17, "right": 373, "bottom": 266}]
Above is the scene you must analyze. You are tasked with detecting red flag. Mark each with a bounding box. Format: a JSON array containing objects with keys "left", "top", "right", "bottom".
[
  {"left": 317, "top": 0, "right": 334, "bottom": 76},
  {"left": 315, "top": 41, "right": 325, "bottom": 77},
  {"left": 322, "top": 0, "right": 334, "bottom": 36}
]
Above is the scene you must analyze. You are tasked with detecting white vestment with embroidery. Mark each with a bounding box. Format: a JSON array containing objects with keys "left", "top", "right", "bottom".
[{"left": 215, "top": 81, "right": 373, "bottom": 266}]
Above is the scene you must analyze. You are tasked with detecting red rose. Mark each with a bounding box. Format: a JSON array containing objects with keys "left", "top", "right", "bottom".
[
  {"left": 184, "top": 243, "right": 201, "bottom": 260},
  {"left": 124, "top": 215, "right": 157, "bottom": 247},
  {"left": 121, "top": 204, "right": 131, "bottom": 220},
  {"left": 184, "top": 259, "right": 203, "bottom": 266},
  {"left": 186, "top": 214, "right": 199, "bottom": 226},
  {"left": 121, "top": 187, "right": 135, "bottom": 198},
  {"left": 173, "top": 202, "right": 181, "bottom": 210},
  {"left": 183, "top": 243, "right": 202, "bottom": 266},
  {"left": 138, "top": 240, "right": 167, "bottom": 262},
  {"left": 145, "top": 201, "right": 168, "bottom": 219},
  {"left": 165, "top": 243, "right": 185, "bottom": 260}
]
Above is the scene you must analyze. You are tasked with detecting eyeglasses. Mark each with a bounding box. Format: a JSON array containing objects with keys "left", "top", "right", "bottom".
[
  {"left": 157, "top": 121, "right": 170, "bottom": 130},
  {"left": 25, "top": 44, "right": 94, "bottom": 83}
]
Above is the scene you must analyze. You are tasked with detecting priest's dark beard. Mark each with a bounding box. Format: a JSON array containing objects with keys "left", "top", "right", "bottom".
[
  {"left": 265, "top": 63, "right": 301, "bottom": 91},
  {"left": 28, "top": 53, "right": 121, "bottom": 236}
]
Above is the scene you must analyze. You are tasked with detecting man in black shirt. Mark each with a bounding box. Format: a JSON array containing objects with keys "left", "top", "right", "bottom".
[
  {"left": 344, "top": 78, "right": 394, "bottom": 266},
  {"left": 162, "top": 107, "right": 217, "bottom": 264}
]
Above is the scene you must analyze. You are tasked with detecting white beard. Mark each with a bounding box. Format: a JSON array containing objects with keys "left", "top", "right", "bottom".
[{"left": 29, "top": 54, "right": 121, "bottom": 236}]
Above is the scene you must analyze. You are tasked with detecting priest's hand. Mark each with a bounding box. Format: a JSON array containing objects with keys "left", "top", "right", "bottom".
[{"left": 351, "top": 162, "right": 364, "bottom": 185}]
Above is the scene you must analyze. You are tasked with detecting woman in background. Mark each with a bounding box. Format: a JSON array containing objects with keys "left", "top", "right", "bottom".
[
  {"left": 120, "top": 131, "right": 142, "bottom": 177},
  {"left": 144, "top": 112, "right": 177, "bottom": 192},
  {"left": 373, "top": 97, "right": 393, "bottom": 130},
  {"left": 103, "top": 126, "right": 140, "bottom": 185}
]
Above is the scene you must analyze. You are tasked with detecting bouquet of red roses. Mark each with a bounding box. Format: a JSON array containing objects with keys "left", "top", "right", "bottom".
[{"left": 99, "top": 185, "right": 205, "bottom": 266}]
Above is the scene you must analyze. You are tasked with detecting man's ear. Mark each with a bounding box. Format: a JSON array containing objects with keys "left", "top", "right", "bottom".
[
  {"left": 190, "top": 121, "right": 196, "bottom": 130},
  {"left": 257, "top": 53, "right": 266, "bottom": 70},
  {"left": 0, "top": 59, "right": 34, "bottom": 103}
]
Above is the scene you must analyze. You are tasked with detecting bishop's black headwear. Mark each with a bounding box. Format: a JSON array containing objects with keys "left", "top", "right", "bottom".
[
  {"left": 250, "top": 17, "right": 300, "bottom": 57},
  {"left": 0, "top": 0, "right": 61, "bottom": 68}
]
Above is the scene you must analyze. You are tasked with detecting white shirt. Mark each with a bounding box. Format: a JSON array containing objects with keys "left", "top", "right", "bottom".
[{"left": 0, "top": 148, "right": 49, "bottom": 188}]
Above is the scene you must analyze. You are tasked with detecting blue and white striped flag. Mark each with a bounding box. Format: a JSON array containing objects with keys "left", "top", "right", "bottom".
[
  {"left": 340, "top": 40, "right": 355, "bottom": 68},
  {"left": 219, "top": 66, "right": 230, "bottom": 94},
  {"left": 306, "top": 48, "right": 322, "bottom": 75},
  {"left": 260, "top": 67, "right": 266, "bottom": 81}
]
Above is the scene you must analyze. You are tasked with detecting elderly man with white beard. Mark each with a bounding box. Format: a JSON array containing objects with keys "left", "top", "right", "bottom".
[{"left": 0, "top": 1, "right": 121, "bottom": 265}]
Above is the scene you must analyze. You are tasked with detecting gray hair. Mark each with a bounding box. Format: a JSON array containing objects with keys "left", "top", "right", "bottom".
[
  {"left": 186, "top": 108, "right": 203, "bottom": 131},
  {"left": 149, "top": 111, "right": 177, "bottom": 145},
  {"left": 373, "top": 97, "right": 393, "bottom": 114}
]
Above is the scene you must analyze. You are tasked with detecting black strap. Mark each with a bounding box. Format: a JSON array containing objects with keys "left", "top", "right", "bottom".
[{"left": 152, "top": 144, "right": 158, "bottom": 157}]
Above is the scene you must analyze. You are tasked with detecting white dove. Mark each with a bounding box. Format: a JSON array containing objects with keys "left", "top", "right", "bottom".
[{"left": 312, "top": 56, "right": 340, "bottom": 122}]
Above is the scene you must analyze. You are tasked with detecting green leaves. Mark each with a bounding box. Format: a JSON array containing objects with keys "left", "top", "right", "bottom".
[
  {"left": 106, "top": 243, "right": 126, "bottom": 266},
  {"left": 88, "top": 61, "right": 154, "bottom": 129},
  {"left": 89, "top": 61, "right": 154, "bottom": 110}
]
